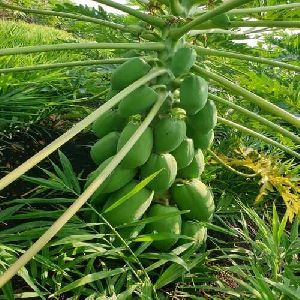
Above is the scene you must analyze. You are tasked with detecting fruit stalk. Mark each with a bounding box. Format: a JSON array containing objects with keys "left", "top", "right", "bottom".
[
  {"left": 0, "top": 42, "right": 166, "bottom": 57},
  {"left": 229, "top": 3, "right": 300, "bottom": 14},
  {"left": 229, "top": 20, "right": 300, "bottom": 29},
  {"left": 192, "top": 45, "right": 300, "bottom": 72},
  {"left": 0, "top": 58, "right": 134, "bottom": 73},
  {"left": 218, "top": 117, "right": 300, "bottom": 159},
  {"left": 0, "top": 1, "right": 143, "bottom": 34},
  {"left": 210, "top": 94, "right": 300, "bottom": 144},
  {"left": 94, "top": 0, "right": 165, "bottom": 28}
]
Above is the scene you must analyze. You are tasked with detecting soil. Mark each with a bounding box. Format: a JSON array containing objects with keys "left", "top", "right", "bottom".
[{"left": 0, "top": 115, "right": 96, "bottom": 201}]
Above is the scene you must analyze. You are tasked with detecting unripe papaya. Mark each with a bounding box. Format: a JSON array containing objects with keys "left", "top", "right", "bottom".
[
  {"left": 180, "top": 75, "right": 208, "bottom": 115},
  {"left": 177, "top": 149, "right": 205, "bottom": 179},
  {"left": 171, "top": 138, "right": 194, "bottom": 169},
  {"left": 188, "top": 127, "right": 214, "bottom": 150},
  {"left": 211, "top": 13, "right": 230, "bottom": 28},
  {"left": 154, "top": 117, "right": 186, "bottom": 153},
  {"left": 170, "top": 47, "right": 197, "bottom": 77},
  {"left": 188, "top": 100, "right": 217, "bottom": 134},
  {"left": 111, "top": 58, "right": 151, "bottom": 91},
  {"left": 90, "top": 132, "right": 120, "bottom": 165},
  {"left": 171, "top": 179, "right": 215, "bottom": 222},
  {"left": 178, "top": 221, "right": 207, "bottom": 247},
  {"left": 141, "top": 153, "right": 177, "bottom": 193},
  {"left": 118, "top": 86, "right": 158, "bottom": 118},
  {"left": 85, "top": 156, "right": 136, "bottom": 197},
  {"left": 117, "top": 122, "right": 153, "bottom": 169},
  {"left": 106, "top": 89, "right": 119, "bottom": 100},
  {"left": 103, "top": 180, "right": 154, "bottom": 226},
  {"left": 92, "top": 109, "right": 125, "bottom": 138},
  {"left": 145, "top": 204, "right": 182, "bottom": 251}
]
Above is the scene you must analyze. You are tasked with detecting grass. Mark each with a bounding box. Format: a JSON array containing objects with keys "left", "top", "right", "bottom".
[{"left": 0, "top": 20, "right": 112, "bottom": 130}]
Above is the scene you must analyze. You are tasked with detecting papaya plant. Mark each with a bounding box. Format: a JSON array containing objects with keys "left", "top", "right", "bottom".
[{"left": 0, "top": 0, "right": 299, "bottom": 295}]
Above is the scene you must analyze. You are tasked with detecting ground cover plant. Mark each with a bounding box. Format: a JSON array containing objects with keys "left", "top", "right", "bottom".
[{"left": 0, "top": 0, "right": 299, "bottom": 298}]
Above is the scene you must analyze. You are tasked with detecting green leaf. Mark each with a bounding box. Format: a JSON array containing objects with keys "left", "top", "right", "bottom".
[
  {"left": 103, "top": 170, "right": 161, "bottom": 213},
  {"left": 0, "top": 204, "right": 23, "bottom": 222},
  {"left": 58, "top": 150, "right": 81, "bottom": 194},
  {"left": 53, "top": 268, "right": 127, "bottom": 296}
]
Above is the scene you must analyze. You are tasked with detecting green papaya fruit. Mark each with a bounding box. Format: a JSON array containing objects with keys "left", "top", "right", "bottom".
[
  {"left": 171, "top": 138, "right": 194, "bottom": 169},
  {"left": 140, "top": 153, "right": 177, "bottom": 193},
  {"left": 171, "top": 179, "right": 215, "bottom": 222},
  {"left": 188, "top": 127, "right": 214, "bottom": 150},
  {"left": 170, "top": 47, "right": 197, "bottom": 77},
  {"left": 92, "top": 109, "right": 125, "bottom": 138},
  {"left": 211, "top": 13, "right": 230, "bottom": 28},
  {"left": 90, "top": 132, "right": 120, "bottom": 165},
  {"left": 117, "top": 122, "right": 153, "bottom": 169},
  {"left": 154, "top": 117, "right": 186, "bottom": 153},
  {"left": 118, "top": 86, "right": 158, "bottom": 117},
  {"left": 103, "top": 180, "right": 154, "bottom": 226},
  {"left": 122, "top": 49, "right": 141, "bottom": 58},
  {"left": 145, "top": 204, "right": 182, "bottom": 251},
  {"left": 106, "top": 89, "right": 119, "bottom": 100},
  {"left": 177, "top": 149, "right": 205, "bottom": 179},
  {"left": 85, "top": 156, "right": 136, "bottom": 197},
  {"left": 178, "top": 220, "right": 207, "bottom": 247},
  {"left": 111, "top": 58, "right": 151, "bottom": 91},
  {"left": 180, "top": 75, "right": 208, "bottom": 115},
  {"left": 188, "top": 100, "right": 217, "bottom": 134}
]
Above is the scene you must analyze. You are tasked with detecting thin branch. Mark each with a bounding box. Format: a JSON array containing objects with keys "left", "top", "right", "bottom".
[
  {"left": 0, "top": 42, "right": 166, "bottom": 57},
  {"left": 193, "top": 65, "right": 300, "bottom": 129},
  {"left": 209, "top": 94, "right": 300, "bottom": 144},
  {"left": 229, "top": 3, "right": 300, "bottom": 14},
  {"left": 0, "top": 1, "right": 142, "bottom": 34},
  {"left": 218, "top": 117, "right": 300, "bottom": 159},
  {"left": 189, "top": 29, "right": 242, "bottom": 35},
  {"left": 94, "top": 0, "right": 165, "bottom": 28},
  {"left": 208, "top": 149, "right": 258, "bottom": 178},
  {"left": 0, "top": 68, "right": 167, "bottom": 191},
  {"left": 170, "top": 0, "right": 252, "bottom": 39},
  {"left": 0, "top": 91, "right": 167, "bottom": 288},
  {"left": 229, "top": 20, "right": 300, "bottom": 29},
  {"left": 0, "top": 58, "right": 130, "bottom": 73},
  {"left": 194, "top": 3, "right": 300, "bottom": 15},
  {"left": 192, "top": 46, "right": 300, "bottom": 72}
]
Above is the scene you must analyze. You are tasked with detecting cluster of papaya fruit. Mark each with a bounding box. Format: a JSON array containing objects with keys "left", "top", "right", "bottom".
[{"left": 85, "top": 45, "right": 217, "bottom": 251}]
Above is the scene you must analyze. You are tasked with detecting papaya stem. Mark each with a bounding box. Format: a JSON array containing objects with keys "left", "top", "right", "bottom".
[
  {"left": 217, "top": 117, "right": 300, "bottom": 159},
  {"left": 194, "top": 3, "right": 300, "bottom": 16},
  {"left": 192, "top": 46, "right": 300, "bottom": 73},
  {"left": 0, "top": 42, "right": 166, "bottom": 57},
  {"left": 0, "top": 68, "right": 168, "bottom": 192},
  {"left": 94, "top": 0, "right": 165, "bottom": 28},
  {"left": 193, "top": 65, "right": 300, "bottom": 129},
  {"left": 0, "top": 1, "right": 142, "bottom": 34},
  {"left": 208, "top": 149, "right": 258, "bottom": 178},
  {"left": 0, "top": 90, "right": 168, "bottom": 288},
  {"left": 209, "top": 94, "right": 300, "bottom": 144},
  {"left": 170, "top": 0, "right": 252, "bottom": 39},
  {"left": 229, "top": 20, "right": 300, "bottom": 29},
  {"left": 229, "top": 3, "right": 300, "bottom": 14},
  {"left": 0, "top": 58, "right": 130, "bottom": 73}
]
